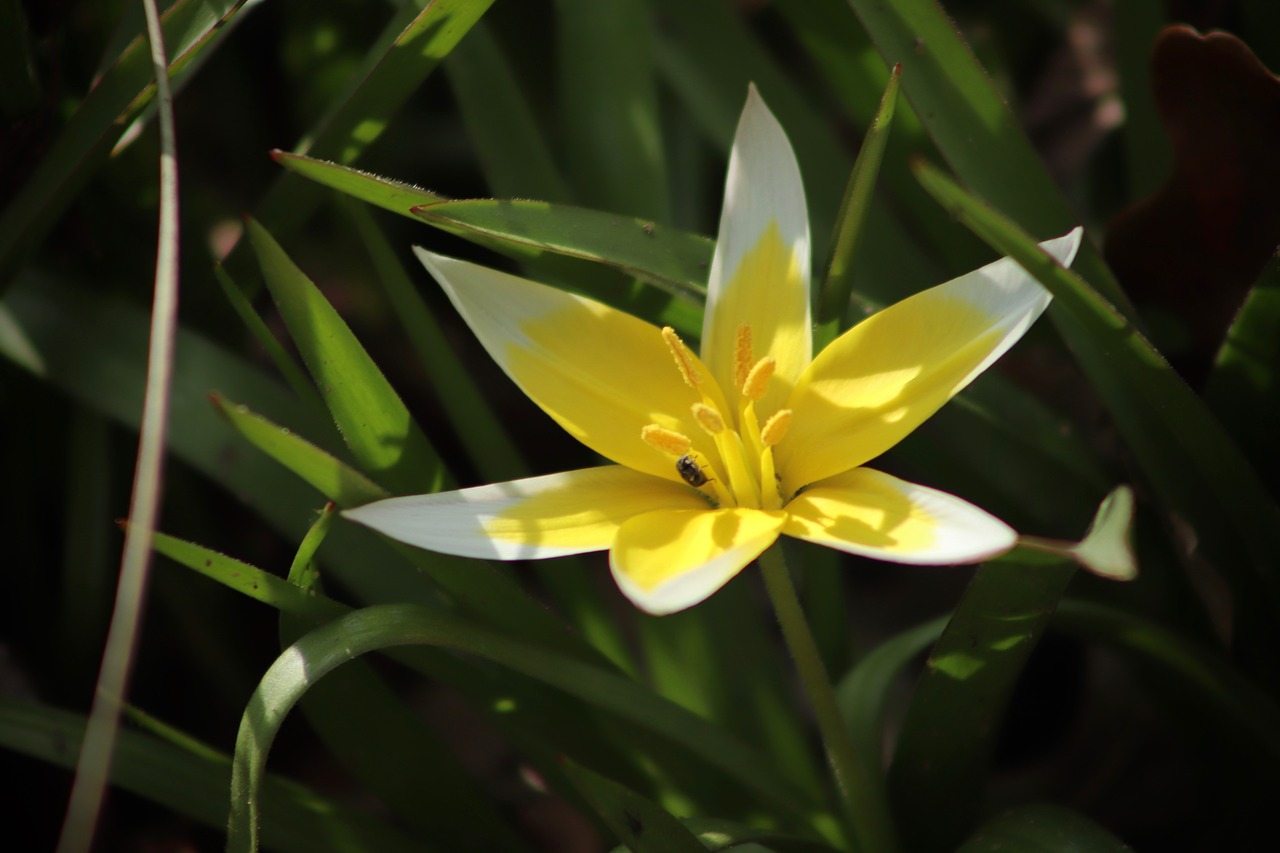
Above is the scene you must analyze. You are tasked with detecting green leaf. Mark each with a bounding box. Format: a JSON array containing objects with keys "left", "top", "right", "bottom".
[
  {"left": 681, "top": 818, "right": 843, "bottom": 853},
  {"left": 958, "top": 804, "right": 1133, "bottom": 852},
  {"left": 245, "top": 217, "right": 446, "bottom": 496},
  {"left": 561, "top": 757, "right": 707, "bottom": 853},
  {"left": 816, "top": 63, "right": 902, "bottom": 348},
  {"left": 228, "top": 604, "right": 815, "bottom": 851},
  {"left": 911, "top": 161, "right": 1280, "bottom": 654},
  {"left": 0, "top": 0, "right": 250, "bottom": 287},
  {"left": 411, "top": 198, "right": 712, "bottom": 301},
  {"left": 0, "top": 699, "right": 427, "bottom": 853},
  {"left": 252, "top": 0, "right": 495, "bottom": 241},
  {"left": 444, "top": 20, "right": 570, "bottom": 201},
  {"left": 844, "top": 0, "right": 1133, "bottom": 311},
  {"left": 837, "top": 616, "right": 948, "bottom": 765},
  {"left": 888, "top": 558, "right": 1076, "bottom": 851},
  {"left": 1054, "top": 600, "right": 1280, "bottom": 765},
  {"left": 557, "top": 0, "right": 670, "bottom": 222},
  {"left": 1205, "top": 253, "right": 1280, "bottom": 497},
  {"left": 277, "top": 508, "right": 528, "bottom": 852},
  {"left": 272, "top": 151, "right": 442, "bottom": 218}
]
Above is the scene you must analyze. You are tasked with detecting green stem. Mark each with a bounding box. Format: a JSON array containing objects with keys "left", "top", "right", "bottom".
[{"left": 758, "top": 546, "right": 898, "bottom": 853}]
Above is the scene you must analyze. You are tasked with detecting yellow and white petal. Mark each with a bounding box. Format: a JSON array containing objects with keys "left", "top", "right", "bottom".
[
  {"left": 702, "top": 86, "right": 812, "bottom": 416},
  {"left": 611, "top": 506, "right": 786, "bottom": 615},
  {"left": 344, "top": 466, "right": 709, "bottom": 560},
  {"left": 417, "top": 249, "right": 728, "bottom": 482},
  {"left": 782, "top": 467, "right": 1015, "bottom": 564},
  {"left": 776, "top": 229, "right": 1082, "bottom": 493}
]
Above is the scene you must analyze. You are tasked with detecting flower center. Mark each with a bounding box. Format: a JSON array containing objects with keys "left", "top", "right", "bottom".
[{"left": 641, "top": 325, "right": 791, "bottom": 510}]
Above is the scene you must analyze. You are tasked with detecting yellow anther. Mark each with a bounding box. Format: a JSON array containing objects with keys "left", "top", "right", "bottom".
[
  {"left": 733, "top": 324, "right": 754, "bottom": 390},
  {"left": 691, "top": 402, "right": 726, "bottom": 435},
  {"left": 760, "top": 409, "right": 793, "bottom": 447},
  {"left": 742, "top": 357, "right": 776, "bottom": 401},
  {"left": 662, "top": 326, "right": 701, "bottom": 390},
  {"left": 641, "top": 424, "right": 692, "bottom": 456}
]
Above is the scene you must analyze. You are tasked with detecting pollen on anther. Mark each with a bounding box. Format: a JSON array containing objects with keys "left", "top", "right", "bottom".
[
  {"left": 691, "top": 403, "right": 726, "bottom": 435},
  {"left": 733, "top": 324, "right": 754, "bottom": 389},
  {"left": 641, "top": 424, "right": 692, "bottom": 456},
  {"left": 760, "top": 409, "right": 793, "bottom": 447},
  {"left": 661, "top": 327, "right": 700, "bottom": 389},
  {"left": 742, "top": 357, "right": 776, "bottom": 401}
]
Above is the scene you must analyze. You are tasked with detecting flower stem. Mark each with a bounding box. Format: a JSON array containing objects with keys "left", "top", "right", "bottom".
[{"left": 758, "top": 545, "right": 898, "bottom": 853}]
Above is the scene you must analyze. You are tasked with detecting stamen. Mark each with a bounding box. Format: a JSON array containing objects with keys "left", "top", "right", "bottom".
[
  {"left": 733, "top": 324, "right": 754, "bottom": 390},
  {"left": 662, "top": 326, "right": 701, "bottom": 390},
  {"left": 742, "top": 357, "right": 776, "bottom": 401},
  {"left": 641, "top": 424, "right": 692, "bottom": 456},
  {"left": 691, "top": 403, "right": 726, "bottom": 435},
  {"left": 760, "top": 409, "right": 792, "bottom": 447}
]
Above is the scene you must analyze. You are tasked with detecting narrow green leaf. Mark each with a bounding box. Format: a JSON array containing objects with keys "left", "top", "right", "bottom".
[
  {"left": 272, "top": 151, "right": 442, "bottom": 219},
  {"left": 888, "top": 558, "right": 1076, "bottom": 851},
  {"left": 0, "top": 699, "right": 427, "bottom": 853},
  {"left": 412, "top": 198, "right": 712, "bottom": 300},
  {"left": 845, "top": 0, "right": 1134, "bottom": 313},
  {"left": 773, "top": 0, "right": 991, "bottom": 274},
  {"left": 912, "top": 161, "right": 1280, "bottom": 643},
  {"left": 837, "top": 616, "right": 948, "bottom": 766},
  {"left": 212, "top": 263, "right": 329, "bottom": 419},
  {"left": 252, "top": 0, "right": 495, "bottom": 241},
  {"left": 275, "top": 155, "right": 705, "bottom": 335},
  {"left": 1205, "top": 253, "right": 1280, "bottom": 496},
  {"left": 681, "top": 818, "right": 842, "bottom": 853},
  {"left": 445, "top": 21, "right": 571, "bottom": 201},
  {"left": 958, "top": 804, "right": 1133, "bottom": 852},
  {"left": 816, "top": 64, "right": 902, "bottom": 348},
  {"left": 211, "top": 394, "right": 386, "bottom": 506},
  {"left": 228, "top": 604, "right": 814, "bottom": 851},
  {"left": 245, "top": 217, "right": 445, "bottom": 495},
  {"left": 648, "top": 0, "right": 940, "bottom": 291},
  {"left": 1055, "top": 600, "right": 1280, "bottom": 764},
  {"left": 0, "top": 0, "right": 250, "bottom": 287},
  {"left": 561, "top": 757, "right": 706, "bottom": 853},
  {"left": 557, "top": 0, "right": 670, "bottom": 221},
  {"left": 277, "top": 508, "right": 529, "bottom": 852}
]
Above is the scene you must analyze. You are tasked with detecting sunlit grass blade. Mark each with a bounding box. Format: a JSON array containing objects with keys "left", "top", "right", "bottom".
[
  {"left": 245, "top": 217, "right": 444, "bottom": 495},
  {"left": 957, "top": 804, "right": 1132, "bottom": 852},
  {"left": 912, "top": 161, "right": 1280, "bottom": 647},
  {"left": 557, "top": 0, "right": 670, "bottom": 222},
  {"left": 0, "top": 699, "right": 426, "bottom": 853},
  {"left": 888, "top": 558, "right": 1076, "bottom": 851},
  {"left": 272, "top": 152, "right": 442, "bottom": 218},
  {"left": 227, "top": 603, "right": 817, "bottom": 851},
  {"left": 816, "top": 63, "right": 901, "bottom": 349},
  {"left": 445, "top": 21, "right": 571, "bottom": 201},
  {"left": 0, "top": 0, "right": 250, "bottom": 288}
]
